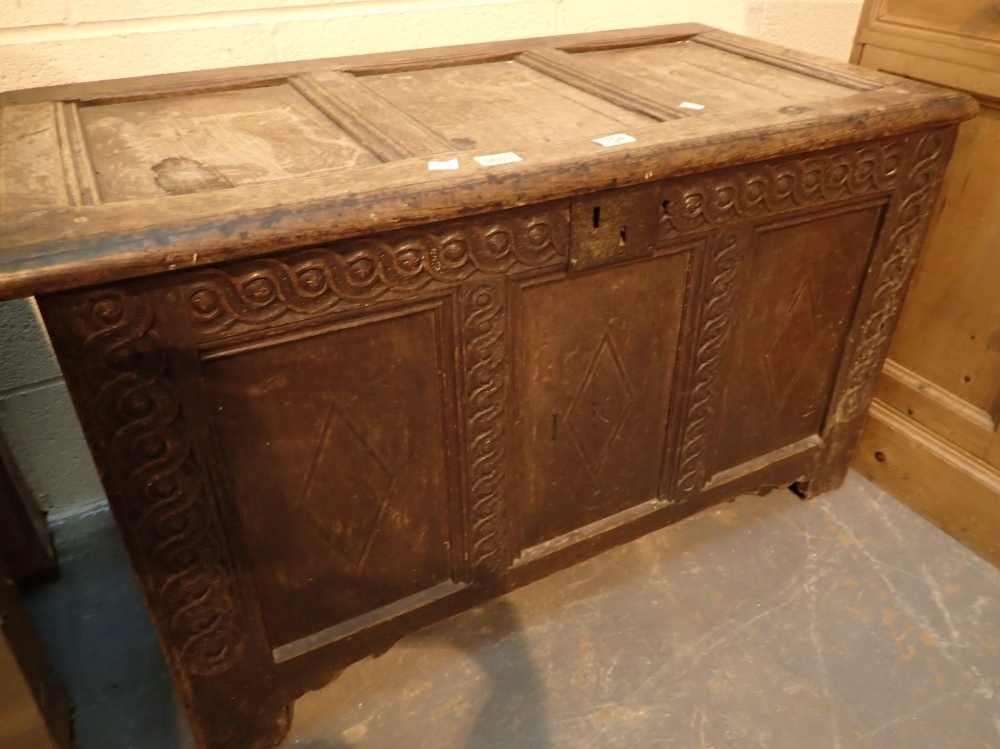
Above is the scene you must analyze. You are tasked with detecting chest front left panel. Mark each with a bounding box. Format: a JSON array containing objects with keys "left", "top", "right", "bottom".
[
  {"left": 171, "top": 205, "right": 572, "bottom": 660},
  {"left": 202, "top": 304, "right": 459, "bottom": 653}
]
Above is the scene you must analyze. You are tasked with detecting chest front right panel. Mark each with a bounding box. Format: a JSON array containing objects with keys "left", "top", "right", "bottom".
[{"left": 708, "top": 204, "right": 882, "bottom": 479}]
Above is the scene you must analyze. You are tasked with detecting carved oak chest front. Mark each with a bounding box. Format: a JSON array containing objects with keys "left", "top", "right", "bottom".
[{"left": 0, "top": 24, "right": 974, "bottom": 749}]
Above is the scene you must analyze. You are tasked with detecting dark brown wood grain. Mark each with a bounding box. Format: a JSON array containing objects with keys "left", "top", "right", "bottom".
[{"left": 4, "top": 25, "right": 973, "bottom": 749}]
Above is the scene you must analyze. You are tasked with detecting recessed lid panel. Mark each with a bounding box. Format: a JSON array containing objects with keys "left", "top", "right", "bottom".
[
  {"left": 577, "top": 41, "right": 856, "bottom": 115},
  {"left": 79, "top": 84, "right": 380, "bottom": 202},
  {"left": 357, "top": 61, "right": 657, "bottom": 153}
]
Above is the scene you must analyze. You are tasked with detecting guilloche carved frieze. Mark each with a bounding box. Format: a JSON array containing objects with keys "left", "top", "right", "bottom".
[
  {"left": 183, "top": 208, "right": 569, "bottom": 341},
  {"left": 661, "top": 141, "right": 906, "bottom": 237}
]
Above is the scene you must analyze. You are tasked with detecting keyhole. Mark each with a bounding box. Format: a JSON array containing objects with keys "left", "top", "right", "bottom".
[
  {"left": 619, "top": 226, "right": 628, "bottom": 246},
  {"left": 593, "top": 206, "right": 601, "bottom": 229},
  {"left": 662, "top": 199, "right": 671, "bottom": 217}
]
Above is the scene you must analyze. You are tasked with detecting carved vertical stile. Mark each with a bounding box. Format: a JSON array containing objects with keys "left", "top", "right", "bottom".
[
  {"left": 37, "top": 287, "right": 290, "bottom": 749},
  {"left": 460, "top": 277, "right": 512, "bottom": 577},
  {"left": 672, "top": 226, "right": 750, "bottom": 498},
  {"left": 804, "top": 128, "right": 959, "bottom": 495}
]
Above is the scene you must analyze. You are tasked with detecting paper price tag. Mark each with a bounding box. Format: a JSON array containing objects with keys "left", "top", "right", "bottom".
[
  {"left": 474, "top": 152, "right": 522, "bottom": 167},
  {"left": 679, "top": 101, "right": 705, "bottom": 110},
  {"left": 593, "top": 133, "right": 637, "bottom": 147},
  {"left": 428, "top": 158, "right": 459, "bottom": 171}
]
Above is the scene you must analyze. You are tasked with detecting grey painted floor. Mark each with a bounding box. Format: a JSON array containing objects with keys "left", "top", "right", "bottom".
[{"left": 25, "top": 472, "right": 1000, "bottom": 749}]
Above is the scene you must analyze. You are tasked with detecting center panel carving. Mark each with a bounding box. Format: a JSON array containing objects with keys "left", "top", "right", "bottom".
[
  {"left": 514, "top": 251, "right": 690, "bottom": 553},
  {"left": 566, "top": 331, "right": 635, "bottom": 474}
]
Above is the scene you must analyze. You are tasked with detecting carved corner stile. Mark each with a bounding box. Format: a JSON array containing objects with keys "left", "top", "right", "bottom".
[
  {"left": 36, "top": 286, "right": 291, "bottom": 749},
  {"left": 801, "top": 127, "right": 959, "bottom": 497}
]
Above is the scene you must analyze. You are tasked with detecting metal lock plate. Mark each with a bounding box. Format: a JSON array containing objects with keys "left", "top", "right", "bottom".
[{"left": 569, "top": 183, "right": 659, "bottom": 271}]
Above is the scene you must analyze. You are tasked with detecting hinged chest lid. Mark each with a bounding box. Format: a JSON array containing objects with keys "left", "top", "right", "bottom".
[{"left": 0, "top": 24, "right": 975, "bottom": 299}]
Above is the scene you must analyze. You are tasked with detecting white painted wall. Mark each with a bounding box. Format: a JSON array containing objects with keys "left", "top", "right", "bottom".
[
  {"left": 0, "top": 0, "right": 864, "bottom": 92},
  {"left": 0, "top": 0, "right": 864, "bottom": 518}
]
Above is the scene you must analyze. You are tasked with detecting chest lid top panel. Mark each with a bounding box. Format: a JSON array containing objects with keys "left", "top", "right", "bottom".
[
  {"left": 0, "top": 24, "right": 976, "bottom": 300},
  {"left": 0, "top": 26, "right": 903, "bottom": 210}
]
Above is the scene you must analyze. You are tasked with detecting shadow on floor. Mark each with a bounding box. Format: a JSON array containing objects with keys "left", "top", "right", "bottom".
[
  {"left": 23, "top": 507, "right": 194, "bottom": 749},
  {"left": 290, "top": 598, "right": 551, "bottom": 749}
]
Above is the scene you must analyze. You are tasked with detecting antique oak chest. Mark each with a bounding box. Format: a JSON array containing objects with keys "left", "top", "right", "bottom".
[{"left": 0, "top": 24, "right": 975, "bottom": 749}]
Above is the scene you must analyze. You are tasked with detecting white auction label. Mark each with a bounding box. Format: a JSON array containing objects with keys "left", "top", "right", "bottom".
[
  {"left": 427, "top": 158, "right": 459, "bottom": 171},
  {"left": 679, "top": 101, "right": 706, "bottom": 110},
  {"left": 593, "top": 133, "right": 637, "bottom": 147},
  {"left": 474, "top": 152, "right": 522, "bottom": 167}
]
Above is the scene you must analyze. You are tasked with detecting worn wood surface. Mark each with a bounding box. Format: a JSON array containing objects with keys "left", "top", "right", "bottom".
[
  {"left": 0, "top": 25, "right": 972, "bottom": 749},
  {"left": 0, "top": 29, "right": 974, "bottom": 301},
  {"left": 852, "top": 0, "right": 1000, "bottom": 566}
]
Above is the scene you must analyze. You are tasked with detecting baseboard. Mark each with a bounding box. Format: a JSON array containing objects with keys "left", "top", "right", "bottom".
[
  {"left": 876, "top": 358, "right": 996, "bottom": 458},
  {"left": 853, "top": 398, "right": 1000, "bottom": 568}
]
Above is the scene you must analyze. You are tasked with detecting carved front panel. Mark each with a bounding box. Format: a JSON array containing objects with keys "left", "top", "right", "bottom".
[
  {"left": 663, "top": 137, "right": 915, "bottom": 496},
  {"left": 514, "top": 250, "right": 690, "bottom": 552},
  {"left": 709, "top": 204, "right": 884, "bottom": 479},
  {"left": 201, "top": 303, "right": 459, "bottom": 652}
]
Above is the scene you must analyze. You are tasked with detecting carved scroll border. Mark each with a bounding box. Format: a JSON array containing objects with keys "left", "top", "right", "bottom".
[
  {"left": 660, "top": 140, "right": 907, "bottom": 237},
  {"left": 831, "top": 130, "right": 954, "bottom": 438},
  {"left": 60, "top": 289, "right": 248, "bottom": 678},
  {"left": 183, "top": 207, "right": 569, "bottom": 342},
  {"left": 673, "top": 227, "right": 750, "bottom": 496},
  {"left": 461, "top": 279, "right": 511, "bottom": 576}
]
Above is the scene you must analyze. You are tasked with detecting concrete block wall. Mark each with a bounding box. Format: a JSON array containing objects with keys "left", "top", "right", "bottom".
[
  {"left": 0, "top": 0, "right": 863, "bottom": 518},
  {"left": 0, "top": 300, "right": 105, "bottom": 519}
]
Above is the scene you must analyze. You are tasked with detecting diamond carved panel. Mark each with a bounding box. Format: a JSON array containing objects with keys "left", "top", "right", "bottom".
[
  {"left": 298, "top": 400, "right": 395, "bottom": 570},
  {"left": 567, "top": 331, "right": 634, "bottom": 474},
  {"left": 763, "top": 275, "right": 819, "bottom": 410}
]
